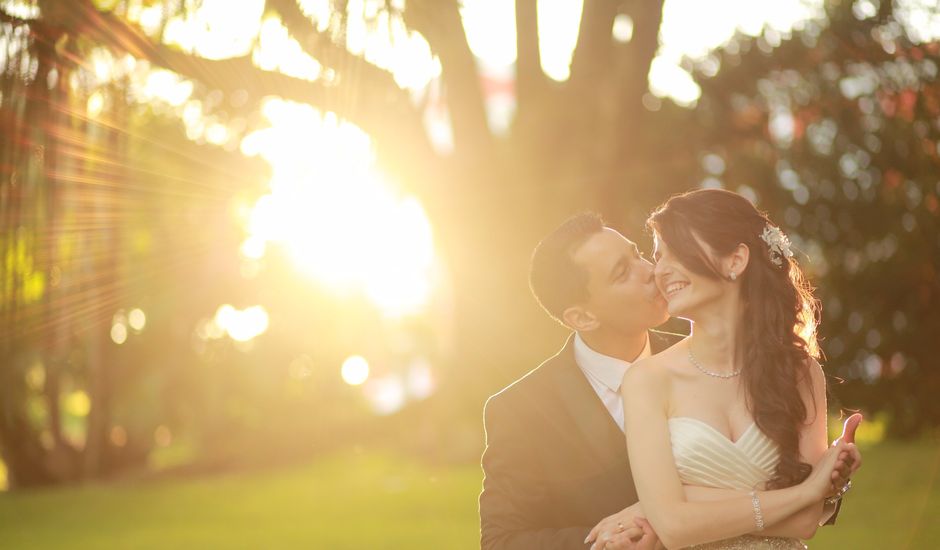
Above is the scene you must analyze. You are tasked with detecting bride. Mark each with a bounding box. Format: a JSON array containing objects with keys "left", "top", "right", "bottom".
[{"left": 589, "top": 189, "right": 859, "bottom": 549}]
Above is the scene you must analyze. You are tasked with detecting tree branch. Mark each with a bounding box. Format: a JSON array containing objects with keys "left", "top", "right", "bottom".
[
  {"left": 514, "top": 0, "right": 544, "bottom": 115},
  {"left": 568, "top": 0, "right": 618, "bottom": 91},
  {"left": 0, "top": 7, "right": 33, "bottom": 27},
  {"left": 59, "top": 0, "right": 437, "bottom": 187},
  {"left": 403, "top": 0, "right": 493, "bottom": 162},
  {"left": 264, "top": 0, "right": 419, "bottom": 119},
  {"left": 616, "top": 0, "right": 663, "bottom": 111}
]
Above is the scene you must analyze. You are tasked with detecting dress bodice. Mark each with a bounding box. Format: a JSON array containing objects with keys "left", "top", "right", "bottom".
[
  {"left": 667, "top": 417, "right": 807, "bottom": 550},
  {"left": 668, "top": 417, "right": 780, "bottom": 491}
]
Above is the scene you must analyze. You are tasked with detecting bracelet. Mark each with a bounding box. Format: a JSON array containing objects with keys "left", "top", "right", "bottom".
[
  {"left": 749, "top": 490, "right": 765, "bottom": 531},
  {"left": 825, "top": 479, "right": 853, "bottom": 505}
]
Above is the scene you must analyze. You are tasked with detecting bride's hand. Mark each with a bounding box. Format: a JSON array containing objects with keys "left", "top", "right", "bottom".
[{"left": 802, "top": 439, "right": 852, "bottom": 502}]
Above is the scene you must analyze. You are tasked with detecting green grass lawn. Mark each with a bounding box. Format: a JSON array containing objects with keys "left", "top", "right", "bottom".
[
  {"left": 809, "top": 439, "right": 940, "bottom": 550},
  {"left": 0, "top": 440, "right": 937, "bottom": 549}
]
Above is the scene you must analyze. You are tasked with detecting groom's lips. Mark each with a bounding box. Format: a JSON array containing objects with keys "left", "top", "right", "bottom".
[{"left": 648, "top": 285, "right": 667, "bottom": 304}]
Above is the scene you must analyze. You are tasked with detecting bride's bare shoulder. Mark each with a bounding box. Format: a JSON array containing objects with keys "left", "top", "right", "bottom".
[{"left": 623, "top": 338, "right": 690, "bottom": 389}]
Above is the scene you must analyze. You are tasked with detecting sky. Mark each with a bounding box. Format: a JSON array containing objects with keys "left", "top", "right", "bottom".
[
  {"left": 143, "top": 0, "right": 829, "bottom": 105},
  {"left": 460, "top": 0, "right": 825, "bottom": 105}
]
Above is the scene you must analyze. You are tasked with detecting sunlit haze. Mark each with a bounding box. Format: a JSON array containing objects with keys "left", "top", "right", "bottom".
[
  {"left": 133, "top": 0, "right": 834, "bottom": 325},
  {"left": 239, "top": 100, "right": 436, "bottom": 319},
  {"left": 132, "top": 0, "right": 837, "bottom": 385},
  {"left": 3, "top": 1, "right": 939, "bottom": 539}
]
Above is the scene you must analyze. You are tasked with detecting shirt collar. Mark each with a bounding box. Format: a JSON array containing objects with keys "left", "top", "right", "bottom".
[{"left": 573, "top": 332, "right": 651, "bottom": 392}]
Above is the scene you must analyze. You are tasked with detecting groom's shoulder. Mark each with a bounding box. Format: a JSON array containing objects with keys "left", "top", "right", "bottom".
[
  {"left": 649, "top": 328, "right": 686, "bottom": 352},
  {"left": 485, "top": 341, "right": 570, "bottom": 411},
  {"left": 487, "top": 354, "right": 559, "bottom": 403}
]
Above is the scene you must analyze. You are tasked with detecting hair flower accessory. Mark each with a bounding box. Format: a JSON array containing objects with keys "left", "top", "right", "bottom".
[{"left": 760, "top": 225, "right": 793, "bottom": 267}]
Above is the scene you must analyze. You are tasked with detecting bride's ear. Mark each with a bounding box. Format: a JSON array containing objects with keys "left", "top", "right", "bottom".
[
  {"left": 725, "top": 243, "right": 750, "bottom": 280},
  {"left": 562, "top": 305, "right": 600, "bottom": 332}
]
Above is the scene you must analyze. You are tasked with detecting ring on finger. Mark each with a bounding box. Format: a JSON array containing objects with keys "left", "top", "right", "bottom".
[{"left": 616, "top": 521, "right": 625, "bottom": 533}]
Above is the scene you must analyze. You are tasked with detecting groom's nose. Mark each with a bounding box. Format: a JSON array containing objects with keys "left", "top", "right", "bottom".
[{"left": 641, "top": 260, "right": 656, "bottom": 281}]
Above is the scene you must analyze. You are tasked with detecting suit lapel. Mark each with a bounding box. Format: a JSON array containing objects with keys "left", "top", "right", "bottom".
[
  {"left": 551, "top": 330, "right": 684, "bottom": 467},
  {"left": 550, "top": 335, "right": 628, "bottom": 469}
]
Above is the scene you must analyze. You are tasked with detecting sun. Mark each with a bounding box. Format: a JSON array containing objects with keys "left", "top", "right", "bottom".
[
  {"left": 134, "top": 1, "right": 440, "bottom": 319},
  {"left": 240, "top": 99, "right": 436, "bottom": 318}
]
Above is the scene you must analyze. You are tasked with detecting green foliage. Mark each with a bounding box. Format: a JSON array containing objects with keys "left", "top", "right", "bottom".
[
  {"left": 1, "top": 229, "right": 45, "bottom": 307},
  {"left": 687, "top": 3, "right": 940, "bottom": 436}
]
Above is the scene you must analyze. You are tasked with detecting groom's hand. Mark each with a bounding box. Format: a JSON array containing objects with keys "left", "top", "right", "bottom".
[
  {"left": 599, "top": 517, "right": 659, "bottom": 550},
  {"left": 586, "top": 504, "right": 645, "bottom": 549}
]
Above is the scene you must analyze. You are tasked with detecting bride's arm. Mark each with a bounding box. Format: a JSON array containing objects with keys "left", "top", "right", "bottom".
[
  {"left": 680, "top": 358, "right": 836, "bottom": 540},
  {"left": 786, "top": 357, "right": 834, "bottom": 537},
  {"left": 620, "top": 359, "right": 844, "bottom": 550},
  {"left": 682, "top": 486, "right": 827, "bottom": 539}
]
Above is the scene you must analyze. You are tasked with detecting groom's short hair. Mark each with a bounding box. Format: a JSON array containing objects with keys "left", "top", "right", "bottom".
[{"left": 529, "top": 212, "right": 605, "bottom": 324}]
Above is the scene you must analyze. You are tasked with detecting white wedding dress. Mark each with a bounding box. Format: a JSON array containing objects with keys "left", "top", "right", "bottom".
[{"left": 668, "top": 417, "right": 808, "bottom": 549}]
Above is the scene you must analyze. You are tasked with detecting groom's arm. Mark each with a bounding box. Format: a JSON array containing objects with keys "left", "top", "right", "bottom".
[
  {"left": 480, "top": 395, "right": 590, "bottom": 550},
  {"left": 822, "top": 498, "right": 842, "bottom": 525}
]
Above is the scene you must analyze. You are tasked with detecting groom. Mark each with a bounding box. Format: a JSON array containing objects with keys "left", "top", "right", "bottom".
[
  {"left": 480, "top": 213, "right": 676, "bottom": 549},
  {"left": 479, "top": 213, "right": 858, "bottom": 549}
]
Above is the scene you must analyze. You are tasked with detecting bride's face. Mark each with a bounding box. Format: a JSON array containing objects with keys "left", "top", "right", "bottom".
[{"left": 652, "top": 232, "right": 727, "bottom": 320}]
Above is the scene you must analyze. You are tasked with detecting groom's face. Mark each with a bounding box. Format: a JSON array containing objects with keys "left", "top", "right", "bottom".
[{"left": 571, "top": 228, "right": 669, "bottom": 333}]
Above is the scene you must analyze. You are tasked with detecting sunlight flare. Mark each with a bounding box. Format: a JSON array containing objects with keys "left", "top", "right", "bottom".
[
  {"left": 212, "top": 304, "right": 270, "bottom": 343},
  {"left": 241, "top": 99, "right": 436, "bottom": 318},
  {"left": 128, "top": 308, "right": 147, "bottom": 332},
  {"left": 341, "top": 355, "right": 370, "bottom": 386}
]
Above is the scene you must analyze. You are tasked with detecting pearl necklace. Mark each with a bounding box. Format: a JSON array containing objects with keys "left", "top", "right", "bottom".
[{"left": 688, "top": 346, "right": 741, "bottom": 379}]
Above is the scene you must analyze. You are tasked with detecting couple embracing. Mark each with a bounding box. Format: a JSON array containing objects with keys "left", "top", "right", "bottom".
[{"left": 479, "top": 189, "right": 863, "bottom": 549}]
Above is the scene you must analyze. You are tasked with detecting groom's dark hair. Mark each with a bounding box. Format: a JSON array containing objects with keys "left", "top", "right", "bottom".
[{"left": 529, "top": 212, "right": 605, "bottom": 325}]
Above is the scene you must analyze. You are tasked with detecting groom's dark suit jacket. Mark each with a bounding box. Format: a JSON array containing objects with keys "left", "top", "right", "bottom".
[{"left": 479, "top": 331, "right": 683, "bottom": 550}]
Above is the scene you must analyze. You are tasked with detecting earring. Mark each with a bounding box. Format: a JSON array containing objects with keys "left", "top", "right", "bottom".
[{"left": 729, "top": 272, "right": 737, "bottom": 281}]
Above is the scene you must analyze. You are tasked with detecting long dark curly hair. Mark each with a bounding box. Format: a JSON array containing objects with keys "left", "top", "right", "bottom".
[{"left": 648, "top": 188, "right": 820, "bottom": 489}]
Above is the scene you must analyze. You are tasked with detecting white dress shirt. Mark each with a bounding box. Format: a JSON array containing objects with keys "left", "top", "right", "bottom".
[{"left": 573, "top": 332, "right": 651, "bottom": 432}]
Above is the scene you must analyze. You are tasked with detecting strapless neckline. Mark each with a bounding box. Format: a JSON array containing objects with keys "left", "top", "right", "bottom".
[
  {"left": 668, "top": 416, "right": 757, "bottom": 445},
  {"left": 667, "top": 416, "right": 780, "bottom": 492}
]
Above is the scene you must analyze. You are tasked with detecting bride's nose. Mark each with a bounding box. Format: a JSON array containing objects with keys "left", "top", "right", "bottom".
[
  {"left": 653, "top": 257, "right": 671, "bottom": 282},
  {"left": 653, "top": 258, "right": 665, "bottom": 277}
]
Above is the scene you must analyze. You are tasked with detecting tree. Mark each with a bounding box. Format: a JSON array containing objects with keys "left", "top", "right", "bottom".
[
  {"left": 687, "top": 1, "right": 940, "bottom": 436},
  {"left": 3, "top": 0, "right": 938, "bottom": 489},
  {"left": 1, "top": 0, "right": 689, "bottom": 487},
  {"left": 0, "top": 0, "right": 273, "bottom": 487}
]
